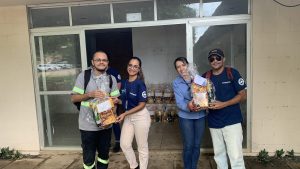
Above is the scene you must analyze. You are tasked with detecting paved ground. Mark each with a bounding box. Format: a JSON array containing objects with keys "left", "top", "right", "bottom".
[{"left": 0, "top": 151, "right": 299, "bottom": 169}]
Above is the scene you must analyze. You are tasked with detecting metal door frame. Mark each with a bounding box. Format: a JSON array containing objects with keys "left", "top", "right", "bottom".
[
  {"left": 30, "top": 30, "right": 86, "bottom": 149},
  {"left": 186, "top": 16, "right": 251, "bottom": 152},
  {"left": 30, "top": 14, "right": 251, "bottom": 151}
]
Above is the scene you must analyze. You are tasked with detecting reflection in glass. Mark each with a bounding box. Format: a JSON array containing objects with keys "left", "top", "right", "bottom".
[
  {"left": 203, "top": 0, "right": 248, "bottom": 17},
  {"left": 35, "top": 35, "right": 81, "bottom": 91},
  {"left": 157, "top": 0, "right": 199, "bottom": 20},
  {"left": 193, "top": 24, "right": 247, "bottom": 148},
  {"left": 71, "top": 4, "right": 111, "bottom": 25},
  {"left": 30, "top": 7, "right": 70, "bottom": 28},
  {"left": 41, "top": 95, "right": 80, "bottom": 147},
  {"left": 113, "top": 1, "right": 154, "bottom": 23}
]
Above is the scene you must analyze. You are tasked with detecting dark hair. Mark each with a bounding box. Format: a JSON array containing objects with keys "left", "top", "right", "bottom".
[
  {"left": 128, "top": 56, "right": 145, "bottom": 82},
  {"left": 92, "top": 50, "right": 110, "bottom": 61},
  {"left": 174, "top": 57, "right": 189, "bottom": 70}
]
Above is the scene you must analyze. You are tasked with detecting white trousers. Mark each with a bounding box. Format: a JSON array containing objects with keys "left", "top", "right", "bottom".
[
  {"left": 120, "top": 108, "right": 151, "bottom": 169},
  {"left": 210, "top": 123, "right": 245, "bottom": 169}
]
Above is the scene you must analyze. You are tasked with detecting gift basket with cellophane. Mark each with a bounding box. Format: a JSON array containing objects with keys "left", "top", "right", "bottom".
[
  {"left": 188, "top": 64, "right": 216, "bottom": 109},
  {"left": 89, "top": 96, "right": 116, "bottom": 127}
]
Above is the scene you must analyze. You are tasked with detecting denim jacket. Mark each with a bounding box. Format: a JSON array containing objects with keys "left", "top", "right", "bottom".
[{"left": 173, "top": 76, "right": 206, "bottom": 119}]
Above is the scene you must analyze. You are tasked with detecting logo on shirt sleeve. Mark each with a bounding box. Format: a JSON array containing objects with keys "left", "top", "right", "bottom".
[
  {"left": 117, "top": 75, "right": 121, "bottom": 80},
  {"left": 238, "top": 78, "right": 245, "bottom": 86},
  {"left": 142, "top": 91, "right": 147, "bottom": 98}
]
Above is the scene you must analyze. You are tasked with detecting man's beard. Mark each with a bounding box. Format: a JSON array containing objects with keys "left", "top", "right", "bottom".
[
  {"left": 94, "top": 66, "right": 107, "bottom": 73},
  {"left": 213, "top": 63, "right": 224, "bottom": 71}
]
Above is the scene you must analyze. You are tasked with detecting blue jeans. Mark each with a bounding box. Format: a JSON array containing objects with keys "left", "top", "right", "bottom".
[
  {"left": 179, "top": 117, "right": 205, "bottom": 169},
  {"left": 113, "top": 123, "right": 121, "bottom": 142}
]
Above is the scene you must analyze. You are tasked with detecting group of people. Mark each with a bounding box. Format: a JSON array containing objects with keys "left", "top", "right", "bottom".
[
  {"left": 71, "top": 48, "right": 247, "bottom": 169},
  {"left": 173, "top": 49, "right": 247, "bottom": 169},
  {"left": 71, "top": 51, "right": 149, "bottom": 169}
]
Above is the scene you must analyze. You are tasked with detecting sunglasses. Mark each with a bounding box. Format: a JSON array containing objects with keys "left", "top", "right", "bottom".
[{"left": 208, "top": 56, "right": 222, "bottom": 63}]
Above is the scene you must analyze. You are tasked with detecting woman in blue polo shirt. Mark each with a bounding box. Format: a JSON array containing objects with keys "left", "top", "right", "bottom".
[
  {"left": 116, "top": 57, "right": 150, "bottom": 169},
  {"left": 173, "top": 57, "right": 206, "bottom": 169}
]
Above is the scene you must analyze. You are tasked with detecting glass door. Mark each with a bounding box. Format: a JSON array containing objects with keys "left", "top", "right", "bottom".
[
  {"left": 32, "top": 32, "right": 86, "bottom": 147},
  {"left": 187, "top": 19, "right": 250, "bottom": 149}
]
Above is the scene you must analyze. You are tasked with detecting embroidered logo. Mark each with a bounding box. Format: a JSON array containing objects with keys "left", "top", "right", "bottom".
[
  {"left": 142, "top": 91, "right": 147, "bottom": 98},
  {"left": 222, "top": 81, "right": 231, "bottom": 84},
  {"left": 238, "top": 78, "right": 245, "bottom": 86},
  {"left": 130, "top": 92, "right": 137, "bottom": 96}
]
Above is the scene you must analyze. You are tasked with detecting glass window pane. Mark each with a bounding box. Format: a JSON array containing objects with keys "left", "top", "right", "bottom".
[
  {"left": 71, "top": 4, "right": 111, "bottom": 25},
  {"left": 40, "top": 95, "right": 80, "bottom": 147},
  {"left": 113, "top": 1, "right": 154, "bottom": 23},
  {"left": 203, "top": 0, "right": 248, "bottom": 17},
  {"left": 157, "top": 0, "right": 199, "bottom": 20},
  {"left": 30, "top": 7, "right": 70, "bottom": 28},
  {"left": 35, "top": 35, "right": 82, "bottom": 91},
  {"left": 193, "top": 24, "right": 247, "bottom": 148}
]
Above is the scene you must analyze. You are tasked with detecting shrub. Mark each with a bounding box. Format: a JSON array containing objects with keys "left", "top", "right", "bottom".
[
  {"left": 0, "top": 147, "right": 26, "bottom": 160},
  {"left": 285, "top": 149, "right": 295, "bottom": 159},
  {"left": 257, "top": 149, "right": 271, "bottom": 165},
  {"left": 274, "top": 149, "right": 285, "bottom": 158}
]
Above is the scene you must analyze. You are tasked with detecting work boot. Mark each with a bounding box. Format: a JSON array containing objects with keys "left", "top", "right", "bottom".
[{"left": 112, "top": 142, "right": 120, "bottom": 152}]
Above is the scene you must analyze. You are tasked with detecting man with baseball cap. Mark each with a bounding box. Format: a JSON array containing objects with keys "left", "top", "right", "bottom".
[{"left": 203, "top": 48, "right": 247, "bottom": 169}]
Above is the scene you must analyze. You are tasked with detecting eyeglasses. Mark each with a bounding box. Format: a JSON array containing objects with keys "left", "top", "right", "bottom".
[
  {"left": 128, "top": 64, "right": 140, "bottom": 70},
  {"left": 208, "top": 56, "right": 222, "bottom": 63},
  {"left": 93, "top": 59, "right": 108, "bottom": 63}
]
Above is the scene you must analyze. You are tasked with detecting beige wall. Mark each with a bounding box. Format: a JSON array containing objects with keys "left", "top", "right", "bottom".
[
  {"left": 252, "top": 0, "right": 300, "bottom": 153},
  {"left": 0, "top": 6, "right": 40, "bottom": 153}
]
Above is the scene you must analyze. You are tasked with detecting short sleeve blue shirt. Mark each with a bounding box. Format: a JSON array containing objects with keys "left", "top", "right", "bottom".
[
  {"left": 203, "top": 68, "right": 247, "bottom": 128},
  {"left": 120, "top": 79, "right": 147, "bottom": 111},
  {"left": 107, "top": 67, "right": 122, "bottom": 83}
]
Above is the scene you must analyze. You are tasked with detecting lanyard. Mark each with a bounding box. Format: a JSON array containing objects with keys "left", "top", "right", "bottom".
[
  {"left": 181, "top": 76, "right": 191, "bottom": 91},
  {"left": 124, "top": 80, "right": 129, "bottom": 110}
]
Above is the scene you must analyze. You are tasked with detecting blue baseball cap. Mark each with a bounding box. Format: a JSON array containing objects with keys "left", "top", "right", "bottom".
[{"left": 208, "top": 48, "right": 224, "bottom": 58}]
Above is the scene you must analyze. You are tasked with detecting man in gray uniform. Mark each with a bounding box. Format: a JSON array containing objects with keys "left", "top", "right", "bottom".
[{"left": 71, "top": 51, "right": 120, "bottom": 169}]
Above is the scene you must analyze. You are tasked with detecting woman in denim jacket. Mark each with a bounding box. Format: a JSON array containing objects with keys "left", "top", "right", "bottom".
[{"left": 173, "top": 57, "right": 206, "bottom": 169}]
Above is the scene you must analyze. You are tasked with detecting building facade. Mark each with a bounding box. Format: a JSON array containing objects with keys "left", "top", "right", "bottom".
[{"left": 0, "top": 0, "right": 299, "bottom": 155}]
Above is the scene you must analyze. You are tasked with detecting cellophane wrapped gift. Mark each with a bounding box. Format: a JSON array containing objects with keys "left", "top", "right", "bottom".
[
  {"left": 89, "top": 98, "right": 116, "bottom": 127},
  {"left": 191, "top": 80, "right": 209, "bottom": 108},
  {"left": 206, "top": 79, "right": 216, "bottom": 103},
  {"left": 188, "top": 63, "right": 209, "bottom": 108},
  {"left": 163, "top": 84, "right": 173, "bottom": 104},
  {"left": 146, "top": 84, "right": 155, "bottom": 104}
]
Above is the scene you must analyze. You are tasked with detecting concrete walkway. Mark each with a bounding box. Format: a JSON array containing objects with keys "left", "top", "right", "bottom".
[{"left": 0, "top": 151, "right": 299, "bottom": 169}]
